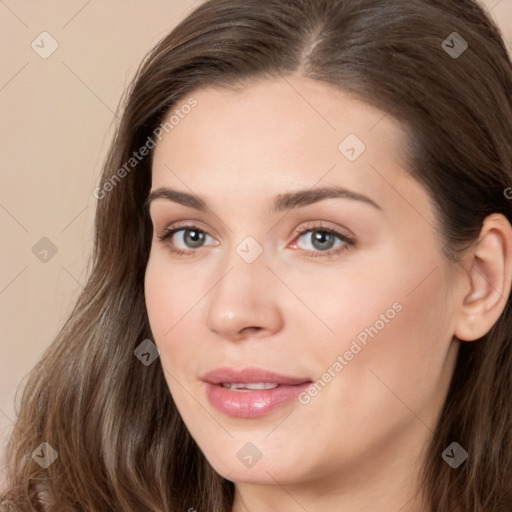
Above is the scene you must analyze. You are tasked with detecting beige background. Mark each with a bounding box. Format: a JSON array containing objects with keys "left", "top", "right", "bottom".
[{"left": 1, "top": 0, "right": 511, "bottom": 480}]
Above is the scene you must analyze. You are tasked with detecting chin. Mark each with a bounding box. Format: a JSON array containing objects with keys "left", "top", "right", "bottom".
[{"left": 203, "top": 445, "right": 306, "bottom": 485}]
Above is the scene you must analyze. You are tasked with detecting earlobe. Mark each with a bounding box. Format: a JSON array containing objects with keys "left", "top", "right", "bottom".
[{"left": 454, "top": 214, "right": 512, "bottom": 342}]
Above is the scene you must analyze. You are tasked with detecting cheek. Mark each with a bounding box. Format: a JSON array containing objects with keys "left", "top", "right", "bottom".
[
  {"left": 303, "top": 242, "right": 451, "bottom": 360},
  {"left": 281, "top": 261, "right": 456, "bottom": 470},
  {"left": 144, "top": 254, "right": 201, "bottom": 339},
  {"left": 377, "top": 267, "right": 456, "bottom": 403},
  {"left": 144, "top": 253, "right": 210, "bottom": 393},
  {"left": 316, "top": 259, "right": 454, "bottom": 420},
  {"left": 295, "top": 243, "right": 454, "bottom": 401},
  {"left": 145, "top": 262, "right": 172, "bottom": 340}
]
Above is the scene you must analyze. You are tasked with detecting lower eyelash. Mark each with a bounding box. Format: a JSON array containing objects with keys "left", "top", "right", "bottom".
[{"left": 170, "top": 248, "right": 190, "bottom": 257}]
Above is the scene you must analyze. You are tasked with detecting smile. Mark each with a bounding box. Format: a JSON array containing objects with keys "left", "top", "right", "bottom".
[{"left": 202, "top": 367, "right": 312, "bottom": 418}]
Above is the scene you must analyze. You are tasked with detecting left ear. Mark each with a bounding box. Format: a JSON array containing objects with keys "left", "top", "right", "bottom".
[{"left": 454, "top": 213, "right": 512, "bottom": 342}]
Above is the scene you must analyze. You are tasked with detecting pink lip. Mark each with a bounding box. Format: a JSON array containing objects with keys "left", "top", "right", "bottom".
[{"left": 202, "top": 367, "right": 312, "bottom": 418}]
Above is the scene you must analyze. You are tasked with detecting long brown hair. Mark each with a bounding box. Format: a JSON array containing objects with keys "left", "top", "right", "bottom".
[{"left": 2, "top": 0, "right": 512, "bottom": 510}]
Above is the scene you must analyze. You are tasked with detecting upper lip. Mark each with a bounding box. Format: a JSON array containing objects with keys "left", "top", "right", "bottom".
[{"left": 202, "top": 367, "right": 312, "bottom": 386}]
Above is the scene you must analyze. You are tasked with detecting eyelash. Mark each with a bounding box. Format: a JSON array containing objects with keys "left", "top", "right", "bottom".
[{"left": 156, "top": 222, "right": 356, "bottom": 259}]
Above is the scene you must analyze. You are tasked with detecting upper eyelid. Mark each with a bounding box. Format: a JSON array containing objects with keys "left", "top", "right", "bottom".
[
  {"left": 158, "top": 221, "right": 346, "bottom": 235},
  {"left": 158, "top": 223, "right": 353, "bottom": 245}
]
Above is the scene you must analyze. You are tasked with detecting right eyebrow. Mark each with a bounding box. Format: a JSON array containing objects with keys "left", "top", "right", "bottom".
[{"left": 145, "top": 188, "right": 207, "bottom": 212}]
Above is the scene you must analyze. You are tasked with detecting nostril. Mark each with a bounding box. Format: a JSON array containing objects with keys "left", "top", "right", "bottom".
[{"left": 240, "top": 326, "right": 263, "bottom": 335}]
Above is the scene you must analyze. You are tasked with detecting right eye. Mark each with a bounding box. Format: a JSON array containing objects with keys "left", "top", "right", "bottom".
[{"left": 157, "top": 225, "right": 218, "bottom": 256}]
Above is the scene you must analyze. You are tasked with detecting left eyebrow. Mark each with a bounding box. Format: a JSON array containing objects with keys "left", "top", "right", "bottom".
[
  {"left": 270, "top": 186, "right": 382, "bottom": 213},
  {"left": 144, "top": 186, "right": 382, "bottom": 213}
]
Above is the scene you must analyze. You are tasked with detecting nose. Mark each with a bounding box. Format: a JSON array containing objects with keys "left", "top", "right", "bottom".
[{"left": 205, "top": 251, "right": 284, "bottom": 341}]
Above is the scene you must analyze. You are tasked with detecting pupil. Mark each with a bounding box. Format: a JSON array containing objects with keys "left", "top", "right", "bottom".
[
  {"left": 185, "top": 229, "right": 205, "bottom": 248},
  {"left": 312, "top": 231, "right": 334, "bottom": 250}
]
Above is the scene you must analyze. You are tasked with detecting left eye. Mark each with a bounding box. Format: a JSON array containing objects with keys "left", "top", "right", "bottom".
[
  {"left": 294, "top": 228, "right": 351, "bottom": 252},
  {"left": 294, "top": 226, "right": 356, "bottom": 258}
]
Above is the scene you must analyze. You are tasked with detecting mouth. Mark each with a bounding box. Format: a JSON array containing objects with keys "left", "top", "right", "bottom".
[
  {"left": 202, "top": 367, "right": 313, "bottom": 418},
  {"left": 220, "top": 382, "right": 281, "bottom": 391}
]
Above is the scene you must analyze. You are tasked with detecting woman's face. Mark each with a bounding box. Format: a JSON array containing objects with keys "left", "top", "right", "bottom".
[{"left": 145, "top": 76, "right": 462, "bottom": 491}]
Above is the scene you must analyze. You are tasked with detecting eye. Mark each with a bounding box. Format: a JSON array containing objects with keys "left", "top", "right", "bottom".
[
  {"left": 291, "top": 223, "right": 355, "bottom": 258},
  {"left": 157, "top": 224, "right": 217, "bottom": 256},
  {"left": 156, "top": 221, "right": 355, "bottom": 259}
]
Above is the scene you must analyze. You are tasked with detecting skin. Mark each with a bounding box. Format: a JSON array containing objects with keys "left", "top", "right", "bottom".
[{"left": 144, "top": 75, "right": 512, "bottom": 512}]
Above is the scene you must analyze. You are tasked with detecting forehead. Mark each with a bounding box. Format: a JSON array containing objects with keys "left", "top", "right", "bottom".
[
  {"left": 150, "top": 76, "right": 430, "bottom": 221},
  {"left": 154, "top": 76, "right": 407, "bottom": 165}
]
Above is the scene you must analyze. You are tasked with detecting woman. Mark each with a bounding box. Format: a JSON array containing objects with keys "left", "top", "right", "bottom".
[{"left": 2, "top": 0, "right": 512, "bottom": 510}]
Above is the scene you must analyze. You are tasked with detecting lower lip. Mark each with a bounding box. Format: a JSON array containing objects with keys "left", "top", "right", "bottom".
[{"left": 205, "top": 382, "right": 311, "bottom": 418}]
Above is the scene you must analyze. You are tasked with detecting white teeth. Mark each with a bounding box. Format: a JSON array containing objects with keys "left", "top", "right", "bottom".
[{"left": 222, "top": 382, "right": 279, "bottom": 391}]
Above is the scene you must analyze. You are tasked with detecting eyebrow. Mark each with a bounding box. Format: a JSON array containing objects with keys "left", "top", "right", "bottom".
[{"left": 145, "top": 186, "right": 382, "bottom": 213}]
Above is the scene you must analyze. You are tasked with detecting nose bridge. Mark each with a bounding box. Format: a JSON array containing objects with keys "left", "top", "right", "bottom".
[
  {"left": 205, "top": 235, "right": 283, "bottom": 338},
  {"left": 216, "top": 232, "right": 270, "bottom": 294},
  {"left": 210, "top": 235, "right": 269, "bottom": 308}
]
